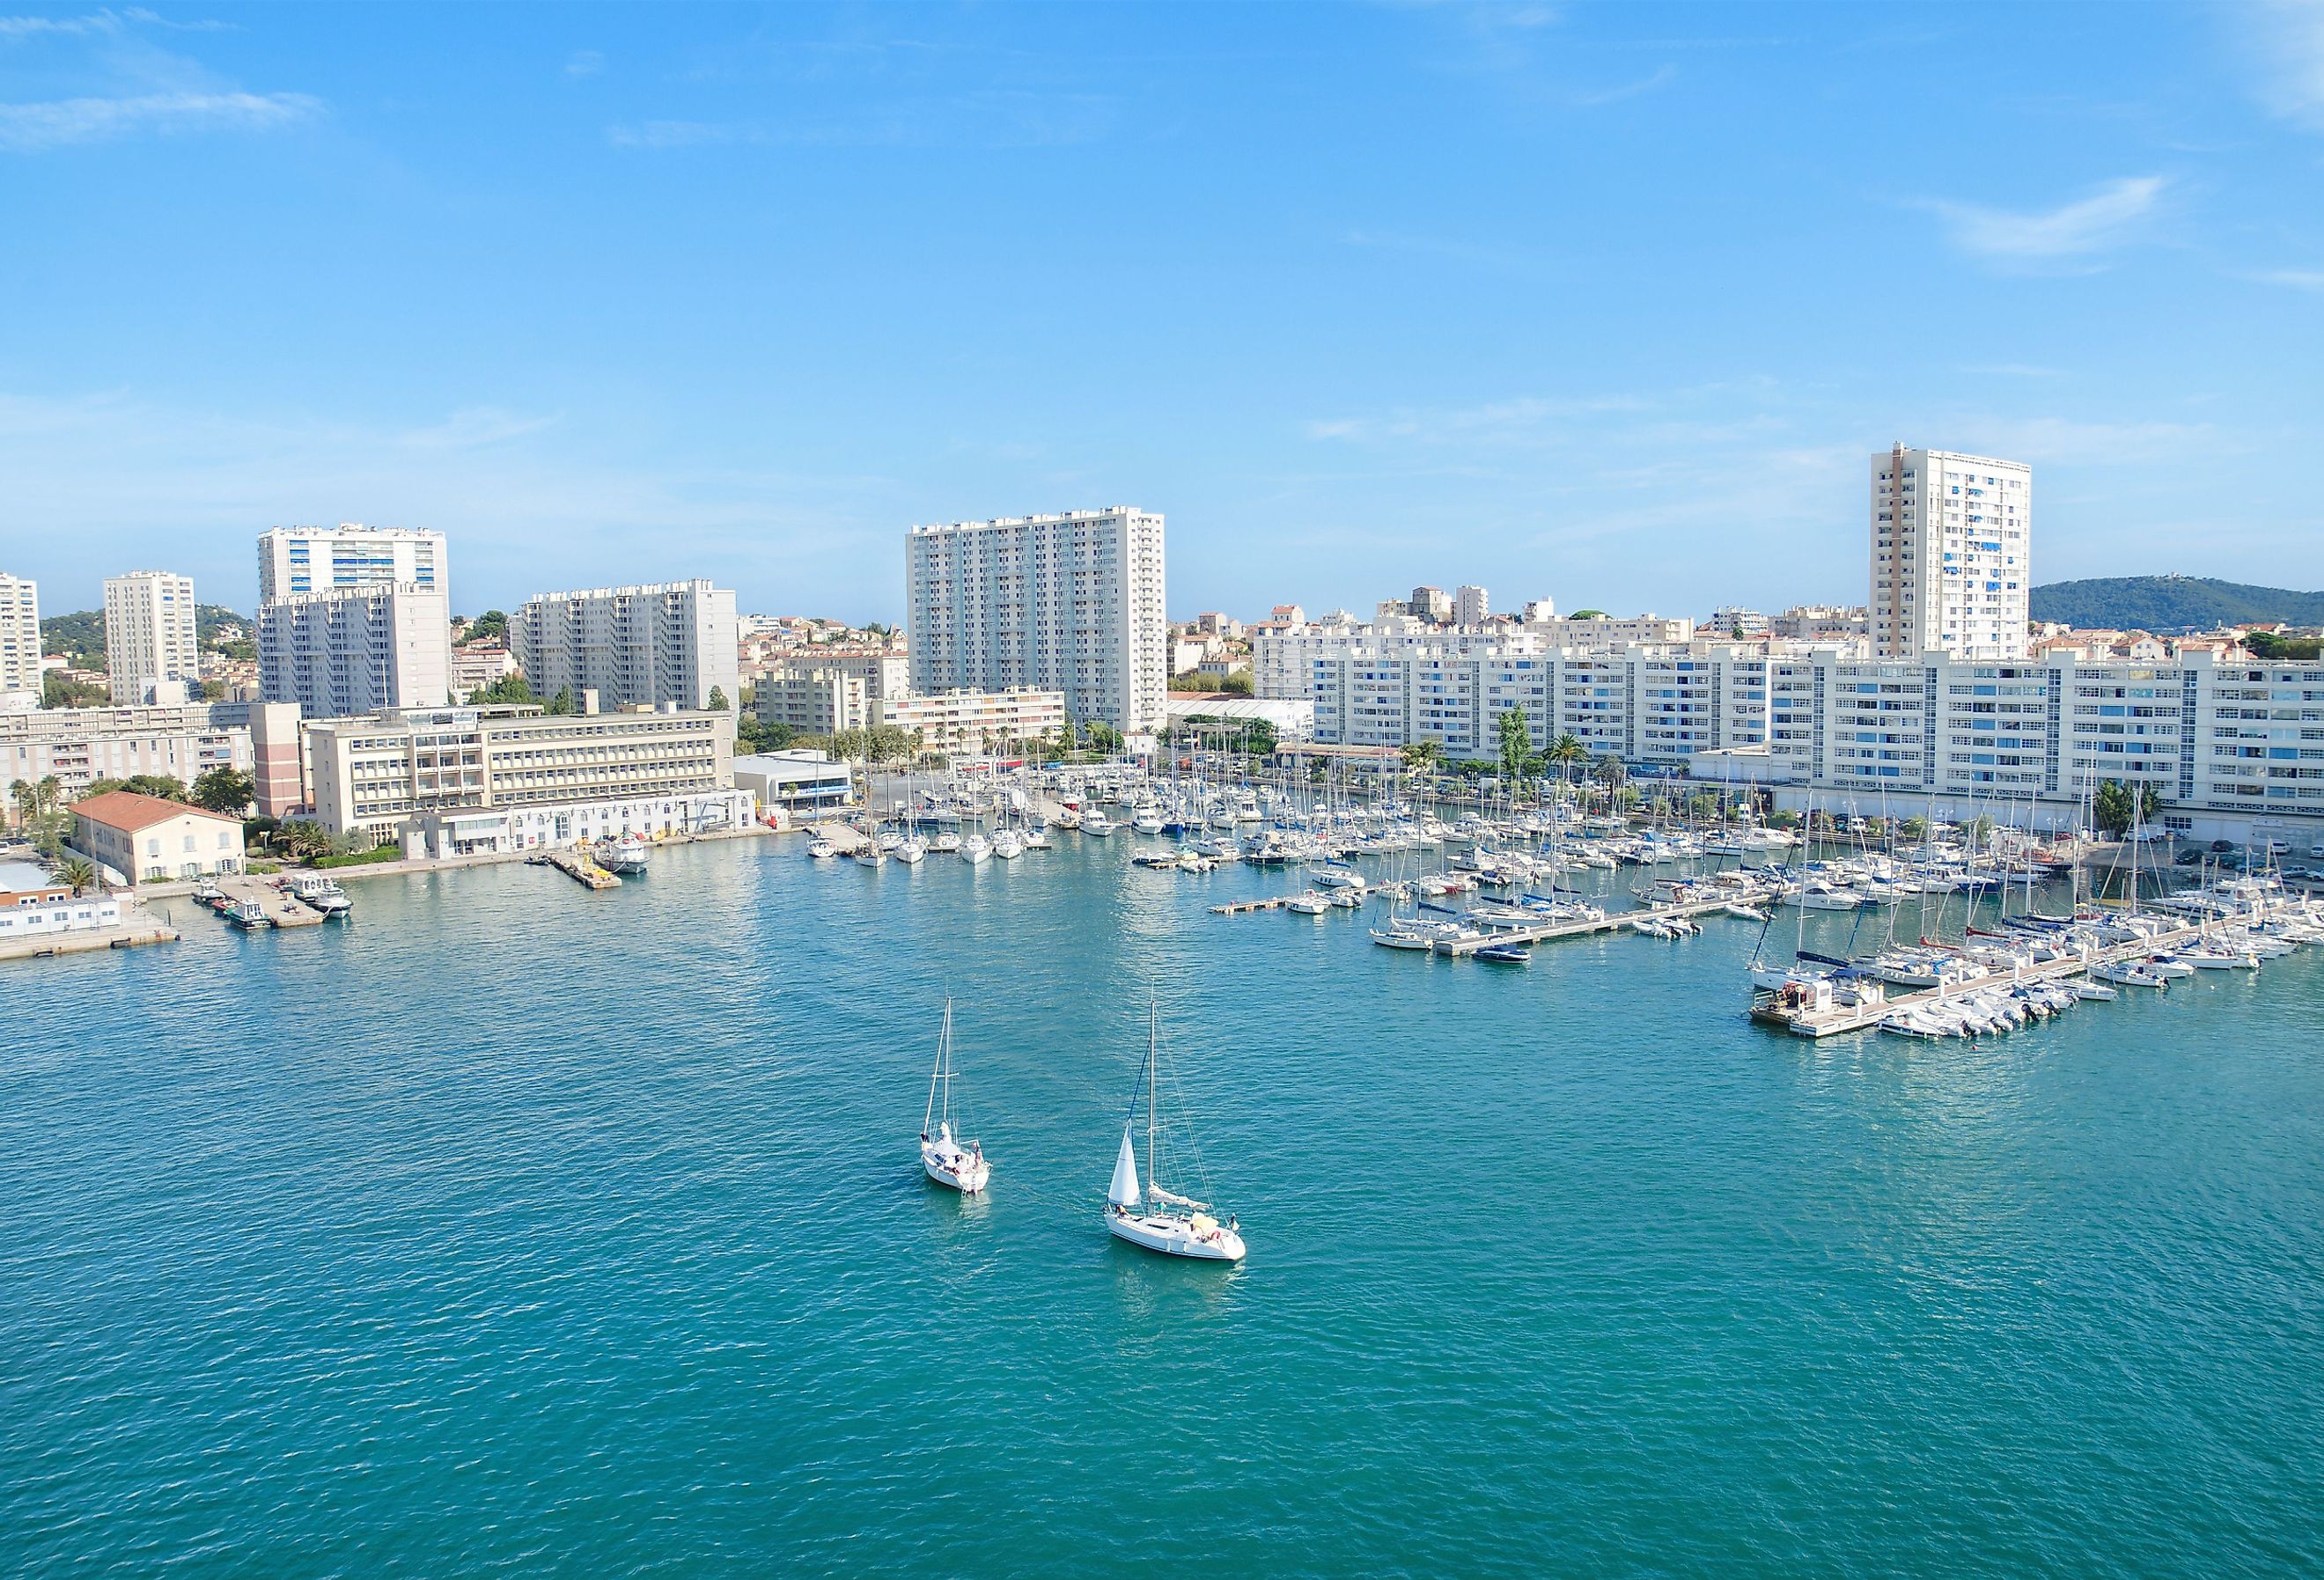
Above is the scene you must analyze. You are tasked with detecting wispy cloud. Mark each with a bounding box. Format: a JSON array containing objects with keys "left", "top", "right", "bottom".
[
  {"left": 607, "top": 89, "right": 1115, "bottom": 151},
  {"left": 0, "top": 8, "right": 228, "bottom": 40},
  {"left": 564, "top": 48, "right": 604, "bottom": 79},
  {"left": 0, "top": 88, "right": 320, "bottom": 151},
  {"left": 1918, "top": 175, "right": 2168, "bottom": 269},
  {"left": 2235, "top": 0, "right": 2324, "bottom": 131},
  {"left": 2239, "top": 267, "right": 2324, "bottom": 291},
  {"left": 1565, "top": 63, "right": 1675, "bottom": 107},
  {"left": 399, "top": 407, "right": 559, "bottom": 450},
  {"left": 1304, "top": 393, "right": 1653, "bottom": 445}
]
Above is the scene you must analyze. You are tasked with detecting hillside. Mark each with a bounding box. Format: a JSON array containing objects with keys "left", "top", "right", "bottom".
[
  {"left": 40, "top": 603, "right": 252, "bottom": 668},
  {"left": 2028, "top": 577, "right": 2324, "bottom": 634}
]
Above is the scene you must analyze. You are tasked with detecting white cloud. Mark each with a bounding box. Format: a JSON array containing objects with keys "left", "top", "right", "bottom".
[
  {"left": 399, "top": 407, "right": 560, "bottom": 450},
  {"left": 2240, "top": 267, "right": 2324, "bottom": 291},
  {"left": 2238, "top": 0, "right": 2324, "bottom": 130},
  {"left": 0, "top": 88, "right": 320, "bottom": 151},
  {"left": 564, "top": 48, "right": 604, "bottom": 78},
  {"left": 1919, "top": 175, "right": 2167, "bottom": 268},
  {"left": 0, "top": 11, "right": 121, "bottom": 39}
]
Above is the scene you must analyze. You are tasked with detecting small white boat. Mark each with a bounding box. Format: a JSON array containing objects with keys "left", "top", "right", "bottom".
[
  {"left": 1023, "top": 825, "right": 1054, "bottom": 849},
  {"left": 1327, "top": 887, "right": 1364, "bottom": 909},
  {"left": 601, "top": 833, "right": 650, "bottom": 875},
  {"left": 1105, "top": 1007, "right": 1244, "bottom": 1262},
  {"left": 1722, "top": 902, "right": 1768, "bottom": 922},
  {"left": 961, "top": 833, "right": 993, "bottom": 864},
  {"left": 895, "top": 835, "right": 928, "bottom": 865},
  {"left": 930, "top": 830, "right": 964, "bottom": 854},
  {"left": 920, "top": 1001, "right": 989, "bottom": 1194},
  {"left": 1287, "top": 891, "right": 1329, "bottom": 915},
  {"left": 853, "top": 841, "right": 887, "bottom": 867},
  {"left": 807, "top": 837, "right": 839, "bottom": 861},
  {"left": 1083, "top": 811, "right": 1116, "bottom": 837},
  {"left": 991, "top": 828, "right": 1025, "bottom": 860}
]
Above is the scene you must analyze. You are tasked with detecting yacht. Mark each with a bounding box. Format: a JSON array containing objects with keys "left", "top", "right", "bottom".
[
  {"left": 991, "top": 828, "right": 1025, "bottom": 860},
  {"left": 1105, "top": 1007, "right": 1245, "bottom": 1262},
  {"left": 1082, "top": 810, "right": 1116, "bottom": 837},
  {"left": 930, "top": 829, "right": 964, "bottom": 854},
  {"left": 960, "top": 833, "right": 994, "bottom": 864},
  {"left": 290, "top": 873, "right": 353, "bottom": 916},
  {"left": 895, "top": 835, "right": 928, "bottom": 865},
  {"left": 919, "top": 1002, "right": 989, "bottom": 1194},
  {"left": 600, "top": 832, "right": 650, "bottom": 875},
  {"left": 1286, "top": 890, "right": 1329, "bottom": 915},
  {"left": 807, "top": 837, "right": 839, "bottom": 861}
]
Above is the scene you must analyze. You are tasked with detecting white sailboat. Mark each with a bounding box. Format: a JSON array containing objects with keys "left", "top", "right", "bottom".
[
  {"left": 920, "top": 1001, "right": 989, "bottom": 1194},
  {"left": 1104, "top": 1005, "right": 1245, "bottom": 1262}
]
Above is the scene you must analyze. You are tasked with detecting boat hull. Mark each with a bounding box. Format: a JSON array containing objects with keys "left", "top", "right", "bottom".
[
  {"left": 923, "top": 1151, "right": 989, "bottom": 1194},
  {"left": 1107, "top": 1210, "right": 1244, "bottom": 1261}
]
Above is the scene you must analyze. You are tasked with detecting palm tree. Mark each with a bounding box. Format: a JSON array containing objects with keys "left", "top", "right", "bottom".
[
  {"left": 1547, "top": 733, "right": 1587, "bottom": 783},
  {"left": 59, "top": 857, "right": 97, "bottom": 895},
  {"left": 8, "top": 778, "right": 30, "bottom": 828},
  {"left": 1401, "top": 739, "right": 1443, "bottom": 773},
  {"left": 35, "top": 775, "right": 63, "bottom": 817}
]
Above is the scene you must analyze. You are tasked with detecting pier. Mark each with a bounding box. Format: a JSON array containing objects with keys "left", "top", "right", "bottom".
[
  {"left": 216, "top": 874, "right": 328, "bottom": 927},
  {"left": 1209, "top": 895, "right": 1298, "bottom": 915},
  {"left": 1429, "top": 894, "right": 1733, "bottom": 954},
  {"left": 541, "top": 848, "right": 622, "bottom": 890}
]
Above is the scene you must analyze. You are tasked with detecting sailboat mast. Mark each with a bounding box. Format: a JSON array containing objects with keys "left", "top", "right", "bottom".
[
  {"left": 924, "top": 1000, "right": 951, "bottom": 1135},
  {"left": 1145, "top": 1002, "right": 1158, "bottom": 1188}
]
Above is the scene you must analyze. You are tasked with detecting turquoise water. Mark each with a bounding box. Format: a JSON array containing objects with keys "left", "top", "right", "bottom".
[{"left": 6, "top": 837, "right": 2321, "bottom": 1577}]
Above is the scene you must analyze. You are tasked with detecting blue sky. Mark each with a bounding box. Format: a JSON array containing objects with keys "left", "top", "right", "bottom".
[{"left": 4, "top": 2, "right": 2322, "bottom": 622}]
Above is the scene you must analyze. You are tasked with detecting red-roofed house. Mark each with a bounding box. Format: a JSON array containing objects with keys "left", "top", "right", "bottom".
[{"left": 70, "top": 790, "right": 246, "bottom": 883}]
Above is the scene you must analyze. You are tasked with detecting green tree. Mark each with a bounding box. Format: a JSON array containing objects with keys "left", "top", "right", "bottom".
[
  {"left": 545, "top": 686, "right": 578, "bottom": 717},
  {"left": 2091, "top": 780, "right": 2133, "bottom": 838},
  {"left": 1497, "top": 705, "right": 1532, "bottom": 788},
  {"left": 707, "top": 686, "right": 730, "bottom": 712},
  {"left": 1901, "top": 815, "right": 1929, "bottom": 840},
  {"left": 191, "top": 767, "right": 255, "bottom": 815},
  {"left": 1546, "top": 732, "right": 1588, "bottom": 782},
  {"left": 59, "top": 857, "right": 98, "bottom": 894},
  {"left": 1570, "top": 608, "right": 1607, "bottom": 620},
  {"left": 43, "top": 672, "right": 107, "bottom": 709},
  {"left": 1401, "top": 739, "right": 1443, "bottom": 774},
  {"left": 1085, "top": 721, "right": 1123, "bottom": 755},
  {"left": 459, "top": 609, "right": 509, "bottom": 645},
  {"left": 1592, "top": 753, "right": 1627, "bottom": 788},
  {"left": 1218, "top": 672, "right": 1254, "bottom": 696},
  {"left": 7, "top": 778, "right": 31, "bottom": 828},
  {"left": 469, "top": 673, "right": 534, "bottom": 706}
]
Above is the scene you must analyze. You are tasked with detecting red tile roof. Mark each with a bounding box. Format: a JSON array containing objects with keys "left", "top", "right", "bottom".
[{"left": 70, "top": 790, "right": 239, "bottom": 834}]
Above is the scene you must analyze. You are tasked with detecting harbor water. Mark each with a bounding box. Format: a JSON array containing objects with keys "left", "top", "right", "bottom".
[{"left": 6, "top": 836, "right": 2321, "bottom": 1576}]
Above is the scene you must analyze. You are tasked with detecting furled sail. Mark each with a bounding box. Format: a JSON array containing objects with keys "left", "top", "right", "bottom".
[
  {"left": 1148, "top": 1186, "right": 1208, "bottom": 1211},
  {"left": 1107, "top": 1128, "right": 1143, "bottom": 1208}
]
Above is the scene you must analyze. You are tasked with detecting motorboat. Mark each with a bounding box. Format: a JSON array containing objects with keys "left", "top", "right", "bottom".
[{"left": 807, "top": 837, "right": 839, "bottom": 860}]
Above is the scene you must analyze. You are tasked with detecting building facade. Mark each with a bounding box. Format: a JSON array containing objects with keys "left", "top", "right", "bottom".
[
  {"left": 874, "top": 688, "right": 1067, "bottom": 755},
  {"left": 448, "top": 643, "right": 518, "bottom": 698},
  {"left": 102, "top": 570, "right": 200, "bottom": 704},
  {"left": 0, "top": 863, "right": 125, "bottom": 942},
  {"left": 905, "top": 507, "right": 1167, "bottom": 732},
  {"left": 70, "top": 790, "right": 246, "bottom": 882},
  {"left": 258, "top": 584, "right": 451, "bottom": 720},
  {"left": 2, "top": 701, "right": 255, "bottom": 799},
  {"left": 1872, "top": 445, "right": 2031, "bottom": 660},
  {"left": 302, "top": 702, "right": 738, "bottom": 849},
  {"left": 755, "top": 666, "right": 872, "bottom": 738},
  {"left": 1454, "top": 585, "right": 1490, "bottom": 625},
  {"left": 257, "top": 524, "right": 447, "bottom": 603},
  {"left": 511, "top": 580, "right": 740, "bottom": 715},
  {"left": 0, "top": 571, "right": 40, "bottom": 706}
]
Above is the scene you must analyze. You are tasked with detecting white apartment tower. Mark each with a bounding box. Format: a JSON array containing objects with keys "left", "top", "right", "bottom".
[
  {"left": 258, "top": 584, "right": 452, "bottom": 719},
  {"left": 1454, "top": 584, "right": 1490, "bottom": 625},
  {"left": 906, "top": 507, "right": 1167, "bottom": 732},
  {"left": 0, "top": 572, "right": 39, "bottom": 704},
  {"left": 257, "top": 524, "right": 448, "bottom": 603},
  {"left": 103, "top": 570, "right": 199, "bottom": 704},
  {"left": 511, "top": 580, "right": 740, "bottom": 713},
  {"left": 1872, "top": 445, "right": 2031, "bottom": 661}
]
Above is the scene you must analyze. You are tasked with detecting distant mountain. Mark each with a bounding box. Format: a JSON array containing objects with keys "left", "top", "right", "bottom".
[{"left": 2028, "top": 577, "right": 2324, "bottom": 634}]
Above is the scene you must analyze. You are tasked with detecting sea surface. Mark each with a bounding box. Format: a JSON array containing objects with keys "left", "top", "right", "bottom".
[{"left": 5, "top": 835, "right": 2321, "bottom": 1577}]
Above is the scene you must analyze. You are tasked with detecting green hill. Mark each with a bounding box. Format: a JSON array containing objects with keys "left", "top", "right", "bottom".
[
  {"left": 2028, "top": 577, "right": 2324, "bottom": 633},
  {"left": 40, "top": 603, "right": 252, "bottom": 668}
]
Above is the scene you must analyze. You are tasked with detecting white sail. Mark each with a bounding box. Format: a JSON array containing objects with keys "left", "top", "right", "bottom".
[
  {"left": 1147, "top": 1185, "right": 1208, "bottom": 1211},
  {"left": 1107, "top": 1127, "right": 1143, "bottom": 1208}
]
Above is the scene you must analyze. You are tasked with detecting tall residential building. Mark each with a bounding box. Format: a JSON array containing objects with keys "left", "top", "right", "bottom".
[
  {"left": 511, "top": 580, "right": 740, "bottom": 714},
  {"left": 1410, "top": 585, "right": 1452, "bottom": 623},
  {"left": 1872, "top": 445, "right": 2032, "bottom": 661},
  {"left": 1454, "top": 585, "right": 1490, "bottom": 625},
  {"left": 258, "top": 584, "right": 451, "bottom": 720},
  {"left": 0, "top": 572, "right": 39, "bottom": 705},
  {"left": 257, "top": 523, "right": 448, "bottom": 603},
  {"left": 906, "top": 507, "right": 1168, "bottom": 732},
  {"left": 103, "top": 570, "right": 200, "bottom": 704}
]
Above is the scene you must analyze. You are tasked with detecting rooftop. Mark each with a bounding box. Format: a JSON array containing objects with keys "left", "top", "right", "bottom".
[{"left": 71, "top": 790, "right": 240, "bottom": 833}]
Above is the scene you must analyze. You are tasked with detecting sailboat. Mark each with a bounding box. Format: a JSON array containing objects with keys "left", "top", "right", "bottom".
[
  {"left": 920, "top": 1000, "right": 989, "bottom": 1194},
  {"left": 1104, "top": 1005, "right": 1245, "bottom": 1261}
]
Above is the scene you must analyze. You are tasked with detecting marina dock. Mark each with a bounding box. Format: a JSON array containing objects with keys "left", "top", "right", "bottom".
[
  {"left": 1428, "top": 895, "right": 1732, "bottom": 954},
  {"left": 1751, "top": 920, "right": 2211, "bottom": 1038},
  {"left": 1210, "top": 895, "right": 1298, "bottom": 915},
  {"left": 216, "top": 875, "right": 327, "bottom": 927}
]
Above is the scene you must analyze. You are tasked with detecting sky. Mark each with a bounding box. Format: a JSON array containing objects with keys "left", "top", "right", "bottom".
[{"left": 3, "top": 2, "right": 2322, "bottom": 623}]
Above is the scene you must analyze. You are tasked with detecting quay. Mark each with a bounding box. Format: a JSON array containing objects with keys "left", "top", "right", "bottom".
[
  {"left": 0, "top": 908, "right": 178, "bottom": 963},
  {"left": 1430, "top": 894, "right": 1732, "bottom": 954},
  {"left": 541, "top": 848, "right": 622, "bottom": 890},
  {"left": 1752, "top": 921, "right": 2211, "bottom": 1039}
]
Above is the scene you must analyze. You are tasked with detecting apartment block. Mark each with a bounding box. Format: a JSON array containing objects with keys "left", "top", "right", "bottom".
[
  {"left": 1872, "top": 445, "right": 2031, "bottom": 660},
  {"left": 2, "top": 701, "right": 255, "bottom": 800},
  {"left": 259, "top": 584, "right": 451, "bottom": 720},
  {"left": 906, "top": 507, "right": 1167, "bottom": 732},
  {"left": 511, "top": 580, "right": 740, "bottom": 714},
  {"left": 875, "top": 687, "right": 1066, "bottom": 755},
  {"left": 0, "top": 572, "right": 39, "bottom": 705},
  {"left": 258, "top": 524, "right": 447, "bottom": 603},
  {"left": 757, "top": 666, "right": 872, "bottom": 737},
  {"left": 102, "top": 570, "right": 199, "bottom": 704}
]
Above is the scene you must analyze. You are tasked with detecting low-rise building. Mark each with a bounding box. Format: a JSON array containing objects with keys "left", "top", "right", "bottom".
[
  {"left": 302, "top": 702, "right": 739, "bottom": 851},
  {"left": 70, "top": 790, "right": 246, "bottom": 883},
  {"left": 756, "top": 665, "right": 872, "bottom": 737},
  {"left": 449, "top": 642, "right": 519, "bottom": 698},
  {"left": 1163, "top": 695, "right": 1314, "bottom": 741},
  {"left": 733, "top": 749, "right": 856, "bottom": 812},
  {"left": 875, "top": 687, "right": 1066, "bottom": 754},
  {"left": 0, "top": 861, "right": 124, "bottom": 942}
]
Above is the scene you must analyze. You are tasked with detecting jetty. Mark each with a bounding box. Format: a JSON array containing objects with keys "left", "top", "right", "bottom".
[
  {"left": 1425, "top": 894, "right": 1732, "bottom": 955},
  {"left": 216, "top": 874, "right": 327, "bottom": 927},
  {"left": 1210, "top": 895, "right": 1298, "bottom": 915},
  {"left": 541, "top": 848, "right": 622, "bottom": 890}
]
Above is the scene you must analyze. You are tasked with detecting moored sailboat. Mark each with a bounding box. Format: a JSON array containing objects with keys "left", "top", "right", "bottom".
[{"left": 1104, "top": 1004, "right": 1244, "bottom": 1261}]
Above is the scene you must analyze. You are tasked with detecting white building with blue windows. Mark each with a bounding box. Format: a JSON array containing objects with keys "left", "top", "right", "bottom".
[{"left": 258, "top": 524, "right": 448, "bottom": 603}]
